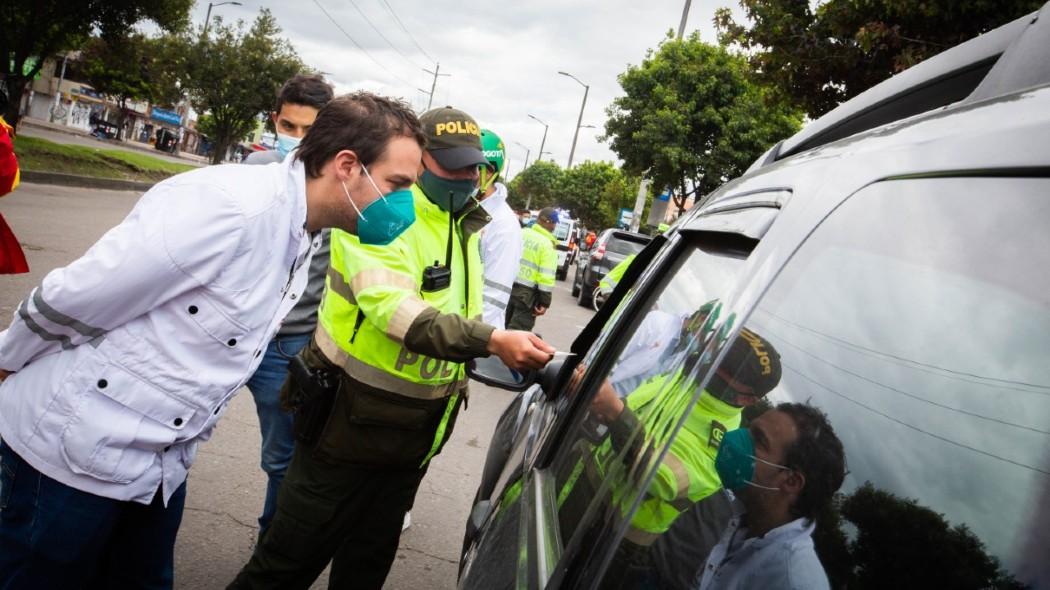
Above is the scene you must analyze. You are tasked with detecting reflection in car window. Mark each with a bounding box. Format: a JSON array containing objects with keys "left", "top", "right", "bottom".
[
  {"left": 607, "top": 237, "right": 648, "bottom": 256},
  {"left": 547, "top": 237, "right": 750, "bottom": 588},
  {"left": 736, "top": 179, "right": 1050, "bottom": 588}
]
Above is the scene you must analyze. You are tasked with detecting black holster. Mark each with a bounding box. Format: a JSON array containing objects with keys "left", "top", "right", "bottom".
[{"left": 285, "top": 353, "right": 341, "bottom": 447}]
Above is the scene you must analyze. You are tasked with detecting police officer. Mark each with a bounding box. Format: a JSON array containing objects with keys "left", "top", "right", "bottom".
[
  {"left": 506, "top": 207, "right": 559, "bottom": 331},
  {"left": 563, "top": 327, "right": 783, "bottom": 588},
  {"left": 229, "top": 106, "right": 554, "bottom": 590}
]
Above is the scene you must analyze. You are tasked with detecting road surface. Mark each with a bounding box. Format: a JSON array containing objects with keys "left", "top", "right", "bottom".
[{"left": 0, "top": 182, "right": 596, "bottom": 589}]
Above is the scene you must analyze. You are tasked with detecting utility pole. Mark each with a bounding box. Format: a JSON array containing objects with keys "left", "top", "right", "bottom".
[
  {"left": 630, "top": 177, "right": 651, "bottom": 233},
  {"left": 677, "top": 0, "right": 693, "bottom": 40},
  {"left": 421, "top": 62, "right": 450, "bottom": 111},
  {"left": 49, "top": 53, "right": 68, "bottom": 123},
  {"left": 559, "top": 71, "right": 589, "bottom": 168}
]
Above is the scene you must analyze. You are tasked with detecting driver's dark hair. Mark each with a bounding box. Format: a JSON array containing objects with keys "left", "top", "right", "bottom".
[
  {"left": 777, "top": 402, "right": 847, "bottom": 521},
  {"left": 274, "top": 73, "right": 334, "bottom": 113},
  {"left": 296, "top": 91, "right": 425, "bottom": 179}
]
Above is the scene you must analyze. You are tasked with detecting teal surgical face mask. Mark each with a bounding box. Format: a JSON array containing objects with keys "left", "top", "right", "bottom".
[
  {"left": 418, "top": 168, "right": 479, "bottom": 213},
  {"left": 341, "top": 164, "right": 416, "bottom": 246},
  {"left": 714, "top": 427, "right": 791, "bottom": 491},
  {"left": 275, "top": 132, "right": 301, "bottom": 159}
]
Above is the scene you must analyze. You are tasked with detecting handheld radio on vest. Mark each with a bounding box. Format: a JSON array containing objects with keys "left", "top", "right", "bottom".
[{"left": 421, "top": 190, "right": 455, "bottom": 292}]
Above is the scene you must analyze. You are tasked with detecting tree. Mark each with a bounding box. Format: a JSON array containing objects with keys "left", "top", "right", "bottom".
[
  {"left": 556, "top": 161, "right": 638, "bottom": 230},
  {"left": 0, "top": 0, "right": 191, "bottom": 127},
  {"left": 80, "top": 34, "right": 155, "bottom": 140},
  {"left": 604, "top": 33, "right": 802, "bottom": 215},
  {"left": 173, "top": 9, "right": 306, "bottom": 164},
  {"left": 714, "top": 0, "right": 1045, "bottom": 119},
  {"left": 833, "top": 483, "right": 1025, "bottom": 589},
  {"left": 507, "top": 161, "right": 563, "bottom": 211}
]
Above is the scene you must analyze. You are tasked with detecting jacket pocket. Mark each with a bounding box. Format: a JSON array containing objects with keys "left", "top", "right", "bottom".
[
  {"left": 314, "top": 379, "right": 458, "bottom": 469},
  {"left": 177, "top": 290, "right": 249, "bottom": 349},
  {"left": 60, "top": 362, "right": 196, "bottom": 484}
]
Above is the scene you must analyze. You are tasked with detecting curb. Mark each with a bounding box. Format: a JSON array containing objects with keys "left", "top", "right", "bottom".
[{"left": 20, "top": 170, "right": 154, "bottom": 192}]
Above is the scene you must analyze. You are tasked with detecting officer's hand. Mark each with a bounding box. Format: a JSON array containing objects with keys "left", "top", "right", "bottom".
[
  {"left": 590, "top": 380, "right": 625, "bottom": 424},
  {"left": 532, "top": 305, "right": 547, "bottom": 317},
  {"left": 487, "top": 330, "right": 556, "bottom": 370}
]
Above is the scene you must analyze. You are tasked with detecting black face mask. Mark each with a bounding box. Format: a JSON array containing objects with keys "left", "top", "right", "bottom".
[{"left": 418, "top": 169, "right": 479, "bottom": 212}]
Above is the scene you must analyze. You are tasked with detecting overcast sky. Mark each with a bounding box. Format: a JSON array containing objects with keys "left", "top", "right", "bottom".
[{"left": 183, "top": 0, "right": 745, "bottom": 179}]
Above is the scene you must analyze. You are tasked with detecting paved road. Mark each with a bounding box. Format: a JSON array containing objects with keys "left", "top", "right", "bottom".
[
  {"left": 0, "top": 183, "right": 596, "bottom": 589},
  {"left": 17, "top": 124, "right": 207, "bottom": 167}
]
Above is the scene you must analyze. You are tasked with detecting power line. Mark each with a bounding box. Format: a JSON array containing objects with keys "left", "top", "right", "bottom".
[
  {"left": 311, "top": 0, "right": 417, "bottom": 91},
  {"left": 783, "top": 365, "right": 1050, "bottom": 476},
  {"left": 757, "top": 309, "right": 1050, "bottom": 394},
  {"left": 378, "top": 0, "right": 436, "bottom": 64},
  {"left": 752, "top": 321, "right": 1050, "bottom": 436},
  {"left": 344, "top": 0, "right": 425, "bottom": 70}
]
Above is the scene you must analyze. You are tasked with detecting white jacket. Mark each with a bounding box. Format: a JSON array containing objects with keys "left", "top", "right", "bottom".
[
  {"left": 0, "top": 156, "right": 318, "bottom": 505},
  {"left": 479, "top": 183, "right": 523, "bottom": 329}
]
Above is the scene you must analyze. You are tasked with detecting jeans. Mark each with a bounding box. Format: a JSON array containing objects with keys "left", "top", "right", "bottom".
[
  {"left": 245, "top": 332, "right": 311, "bottom": 533},
  {"left": 0, "top": 440, "right": 186, "bottom": 590}
]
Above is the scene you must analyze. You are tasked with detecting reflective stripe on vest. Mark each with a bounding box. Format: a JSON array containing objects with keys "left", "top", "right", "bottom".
[
  {"left": 315, "top": 323, "right": 467, "bottom": 400},
  {"left": 317, "top": 186, "right": 483, "bottom": 396}
]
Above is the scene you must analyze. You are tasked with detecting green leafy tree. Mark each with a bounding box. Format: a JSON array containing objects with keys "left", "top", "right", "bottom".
[
  {"left": 80, "top": 34, "right": 156, "bottom": 140},
  {"left": 604, "top": 33, "right": 801, "bottom": 215},
  {"left": 0, "top": 0, "right": 191, "bottom": 126},
  {"left": 507, "top": 160, "right": 563, "bottom": 211},
  {"left": 172, "top": 9, "right": 306, "bottom": 164},
  {"left": 714, "top": 0, "right": 1044, "bottom": 119},
  {"left": 556, "top": 160, "right": 639, "bottom": 230},
  {"left": 806, "top": 483, "right": 1026, "bottom": 589}
]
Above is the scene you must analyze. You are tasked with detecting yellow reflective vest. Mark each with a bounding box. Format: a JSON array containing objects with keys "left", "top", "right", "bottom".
[
  {"left": 599, "top": 253, "right": 636, "bottom": 295},
  {"left": 515, "top": 224, "right": 558, "bottom": 295},
  {"left": 559, "top": 372, "right": 741, "bottom": 546},
  {"left": 317, "top": 185, "right": 486, "bottom": 401}
]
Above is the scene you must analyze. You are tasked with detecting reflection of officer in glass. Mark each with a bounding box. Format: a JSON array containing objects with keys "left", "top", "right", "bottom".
[
  {"left": 697, "top": 403, "right": 846, "bottom": 590},
  {"left": 609, "top": 301, "right": 719, "bottom": 397},
  {"left": 584, "top": 328, "right": 783, "bottom": 587}
]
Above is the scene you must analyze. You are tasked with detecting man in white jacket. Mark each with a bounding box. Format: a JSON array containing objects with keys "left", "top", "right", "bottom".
[
  {"left": 0, "top": 92, "right": 429, "bottom": 589},
  {"left": 477, "top": 128, "right": 522, "bottom": 329}
]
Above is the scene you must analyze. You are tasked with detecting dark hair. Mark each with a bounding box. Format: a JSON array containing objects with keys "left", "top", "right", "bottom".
[
  {"left": 777, "top": 402, "right": 847, "bottom": 521},
  {"left": 296, "top": 92, "right": 426, "bottom": 179},
  {"left": 275, "top": 73, "right": 334, "bottom": 113}
]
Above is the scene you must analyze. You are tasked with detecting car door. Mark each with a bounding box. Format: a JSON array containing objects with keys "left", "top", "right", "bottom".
[
  {"left": 459, "top": 201, "right": 782, "bottom": 589},
  {"left": 704, "top": 176, "right": 1050, "bottom": 590}
]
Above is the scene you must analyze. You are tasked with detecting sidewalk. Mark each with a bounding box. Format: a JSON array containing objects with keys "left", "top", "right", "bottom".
[{"left": 17, "top": 117, "right": 209, "bottom": 166}]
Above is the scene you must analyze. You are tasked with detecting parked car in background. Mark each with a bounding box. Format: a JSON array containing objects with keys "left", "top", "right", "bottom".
[
  {"left": 460, "top": 6, "right": 1050, "bottom": 589},
  {"left": 572, "top": 229, "right": 650, "bottom": 307}
]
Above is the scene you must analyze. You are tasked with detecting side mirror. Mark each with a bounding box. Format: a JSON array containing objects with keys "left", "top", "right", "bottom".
[{"left": 468, "top": 355, "right": 537, "bottom": 391}]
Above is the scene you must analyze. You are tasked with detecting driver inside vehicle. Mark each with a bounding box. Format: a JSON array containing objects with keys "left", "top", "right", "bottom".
[{"left": 558, "top": 325, "right": 783, "bottom": 589}]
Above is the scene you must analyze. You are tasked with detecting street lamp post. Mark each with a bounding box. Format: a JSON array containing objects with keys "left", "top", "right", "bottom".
[
  {"left": 558, "top": 71, "right": 589, "bottom": 168},
  {"left": 203, "top": 1, "right": 243, "bottom": 37},
  {"left": 513, "top": 141, "right": 531, "bottom": 170},
  {"left": 528, "top": 114, "right": 548, "bottom": 170}
]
